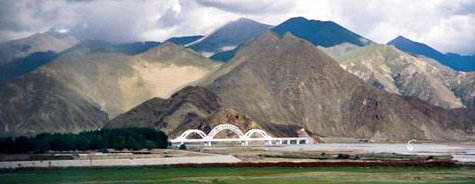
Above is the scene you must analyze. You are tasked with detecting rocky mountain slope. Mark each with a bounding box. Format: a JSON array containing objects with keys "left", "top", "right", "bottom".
[
  {"left": 110, "top": 31, "right": 475, "bottom": 141},
  {"left": 0, "top": 39, "right": 160, "bottom": 84},
  {"left": 0, "top": 51, "right": 57, "bottom": 84},
  {"left": 106, "top": 86, "right": 265, "bottom": 137},
  {"left": 0, "top": 31, "right": 79, "bottom": 65},
  {"left": 336, "top": 44, "right": 464, "bottom": 109},
  {"left": 445, "top": 72, "right": 475, "bottom": 108},
  {"left": 40, "top": 41, "right": 221, "bottom": 118},
  {"left": 0, "top": 31, "right": 80, "bottom": 83},
  {"left": 0, "top": 42, "right": 221, "bottom": 136},
  {"left": 0, "top": 70, "right": 108, "bottom": 137},
  {"left": 388, "top": 36, "right": 475, "bottom": 71},
  {"left": 189, "top": 18, "right": 271, "bottom": 56}
]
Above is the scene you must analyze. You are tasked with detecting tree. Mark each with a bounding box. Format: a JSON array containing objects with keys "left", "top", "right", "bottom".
[
  {"left": 126, "top": 137, "right": 141, "bottom": 150},
  {"left": 90, "top": 136, "right": 106, "bottom": 150},
  {"left": 112, "top": 136, "right": 126, "bottom": 150},
  {"left": 76, "top": 136, "right": 90, "bottom": 151},
  {"left": 144, "top": 140, "right": 157, "bottom": 149},
  {"left": 14, "top": 136, "right": 33, "bottom": 153},
  {"left": 0, "top": 128, "right": 169, "bottom": 153}
]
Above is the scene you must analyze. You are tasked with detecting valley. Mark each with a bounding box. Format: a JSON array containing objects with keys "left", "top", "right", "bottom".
[{"left": 1, "top": 1, "right": 474, "bottom": 183}]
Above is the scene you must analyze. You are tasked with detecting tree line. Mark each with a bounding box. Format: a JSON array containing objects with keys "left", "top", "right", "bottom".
[{"left": 0, "top": 128, "right": 168, "bottom": 154}]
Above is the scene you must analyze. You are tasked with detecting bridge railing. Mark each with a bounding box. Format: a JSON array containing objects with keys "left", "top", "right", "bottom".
[{"left": 170, "top": 124, "right": 312, "bottom": 146}]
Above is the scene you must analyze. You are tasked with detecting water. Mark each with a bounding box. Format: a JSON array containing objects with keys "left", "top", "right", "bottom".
[{"left": 266, "top": 143, "right": 475, "bottom": 162}]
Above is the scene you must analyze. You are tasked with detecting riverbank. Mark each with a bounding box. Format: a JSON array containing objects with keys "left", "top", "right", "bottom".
[
  {"left": 0, "top": 155, "right": 242, "bottom": 169},
  {"left": 2, "top": 143, "right": 475, "bottom": 169}
]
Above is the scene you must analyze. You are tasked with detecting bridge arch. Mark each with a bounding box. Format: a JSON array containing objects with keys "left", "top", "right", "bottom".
[
  {"left": 170, "top": 124, "right": 311, "bottom": 146},
  {"left": 207, "top": 124, "right": 245, "bottom": 139},
  {"left": 177, "top": 129, "right": 207, "bottom": 140},
  {"left": 244, "top": 129, "right": 271, "bottom": 139}
]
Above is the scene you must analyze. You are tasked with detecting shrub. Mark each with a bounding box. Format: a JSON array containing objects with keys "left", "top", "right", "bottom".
[{"left": 0, "top": 128, "right": 168, "bottom": 153}]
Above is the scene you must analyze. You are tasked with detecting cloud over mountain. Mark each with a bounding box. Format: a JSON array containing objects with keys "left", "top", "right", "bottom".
[{"left": 0, "top": 0, "right": 473, "bottom": 55}]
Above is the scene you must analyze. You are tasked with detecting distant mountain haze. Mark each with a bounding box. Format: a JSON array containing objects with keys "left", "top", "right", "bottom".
[
  {"left": 211, "top": 17, "right": 376, "bottom": 62},
  {"left": 0, "top": 51, "right": 57, "bottom": 84},
  {"left": 209, "top": 47, "right": 238, "bottom": 62},
  {"left": 165, "top": 35, "right": 204, "bottom": 46},
  {"left": 0, "top": 34, "right": 159, "bottom": 84},
  {"left": 0, "top": 31, "right": 79, "bottom": 65},
  {"left": 0, "top": 31, "right": 79, "bottom": 84},
  {"left": 189, "top": 18, "right": 271, "bottom": 56},
  {"left": 388, "top": 36, "right": 475, "bottom": 71},
  {"left": 272, "top": 17, "right": 374, "bottom": 48}
]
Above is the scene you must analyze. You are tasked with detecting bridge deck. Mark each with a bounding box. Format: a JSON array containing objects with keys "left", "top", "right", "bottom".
[
  {"left": 170, "top": 137, "right": 311, "bottom": 146},
  {"left": 170, "top": 124, "right": 312, "bottom": 146}
]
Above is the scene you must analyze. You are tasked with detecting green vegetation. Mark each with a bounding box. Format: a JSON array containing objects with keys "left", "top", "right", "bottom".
[
  {"left": 0, "top": 128, "right": 168, "bottom": 153},
  {"left": 1, "top": 167, "right": 474, "bottom": 184}
]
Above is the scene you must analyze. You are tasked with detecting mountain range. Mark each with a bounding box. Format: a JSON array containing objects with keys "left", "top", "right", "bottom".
[
  {"left": 0, "top": 17, "right": 474, "bottom": 141},
  {"left": 336, "top": 44, "right": 464, "bottom": 109},
  {"left": 210, "top": 17, "right": 375, "bottom": 62},
  {"left": 388, "top": 36, "right": 475, "bottom": 71},
  {"left": 0, "top": 41, "right": 220, "bottom": 136},
  {"left": 0, "top": 30, "right": 79, "bottom": 84},
  {"left": 109, "top": 31, "right": 475, "bottom": 141},
  {"left": 0, "top": 30, "right": 79, "bottom": 66}
]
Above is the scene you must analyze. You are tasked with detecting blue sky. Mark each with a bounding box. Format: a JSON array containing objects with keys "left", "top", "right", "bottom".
[{"left": 1, "top": 0, "right": 474, "bottom": 55}]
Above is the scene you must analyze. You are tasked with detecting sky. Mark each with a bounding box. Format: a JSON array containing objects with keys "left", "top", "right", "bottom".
[{"left": 0, "top": 0, "right": 474, "bottom": 55}]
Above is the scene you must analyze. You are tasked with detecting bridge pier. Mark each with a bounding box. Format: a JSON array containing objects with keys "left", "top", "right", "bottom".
[{"left": 170, "top": 124, "right": 313, "bottom": 147}]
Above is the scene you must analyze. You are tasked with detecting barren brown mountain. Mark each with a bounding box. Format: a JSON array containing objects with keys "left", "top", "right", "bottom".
[
  {"left": 110, "top": 32, "right": 475, "bottom": 141},
  {"left": 0, "top": 42, "right": 220, "bottom": 136}
]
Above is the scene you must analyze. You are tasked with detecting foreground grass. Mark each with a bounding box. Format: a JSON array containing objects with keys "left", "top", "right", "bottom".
[{"left": 1, "top": 167, "right": 475, "bottom": 184}]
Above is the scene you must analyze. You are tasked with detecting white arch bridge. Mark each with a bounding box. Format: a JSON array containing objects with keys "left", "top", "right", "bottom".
[{"left": 170, "top": 124, "right": 312, "bottom": 146}]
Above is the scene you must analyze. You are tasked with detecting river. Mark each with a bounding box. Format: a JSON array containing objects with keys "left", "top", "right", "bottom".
[{"left": 266, "top": 143, "right": 475, "bottom": 162}]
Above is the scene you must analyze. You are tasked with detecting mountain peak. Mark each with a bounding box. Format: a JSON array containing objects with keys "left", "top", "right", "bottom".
[
  {"left": 189, "top": 17, "right": 271, "bottom": 53},
  {"left": 235, "top": 17, "right": 257, "bottom": 23},
  {"left": 388, "top": 35, "right": 416, "bottom": 45},
  {"left": 272, "top": 17, "right": 373, "bottom": 47},
  {"left": 394, "top": 35, "right": 409, "bottom": 41},
  {"left": 288, "top": 16, "right": 308, "bottom": 21},
  {"left": 224, "top": 17, "right": 270, "bottom": 28}
]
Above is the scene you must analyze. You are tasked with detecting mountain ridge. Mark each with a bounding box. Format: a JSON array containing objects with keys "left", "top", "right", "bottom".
[
  {"left": 388, "top": 36, "right": 475, "bottom": 71},
  {"left": 0, "top": 42, "right": 221, "bottom": 136},
  {"left": 110, "top": 31, "right": 475, "bottom": 141},
  {"left": 189, "top": 18, "right": 271, "bottom": 56}
]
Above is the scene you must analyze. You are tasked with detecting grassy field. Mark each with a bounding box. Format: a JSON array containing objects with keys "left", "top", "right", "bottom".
[{"left": 1, "top": 167, "right": 475, "bottom": 184}]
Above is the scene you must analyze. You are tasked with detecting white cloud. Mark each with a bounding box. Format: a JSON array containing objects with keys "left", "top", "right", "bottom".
[{"left": 0, "top": 0, "right": 473, "bottom": 55}]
